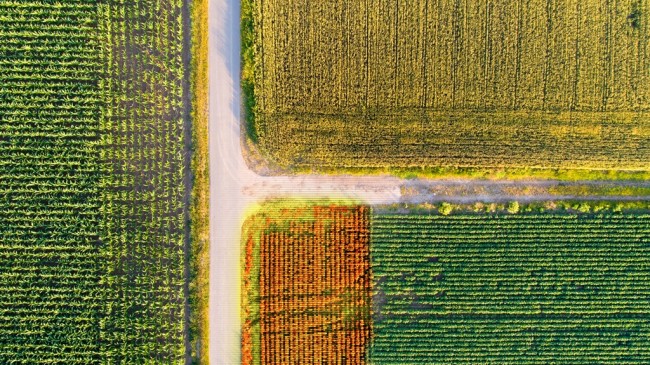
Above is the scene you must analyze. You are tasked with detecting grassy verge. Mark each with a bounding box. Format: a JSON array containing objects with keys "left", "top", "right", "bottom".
[
  {"left": 241, "top": 0, "right": 258, "bottom": 143},
  {"left": 189, "top": 0, "right": 209, "bottom": 362},
  {"left": 297, "top": 165, "right": 650, "bottom": 181},
  {"left": 382, "top": 200, "right": 650, "bottom": 216},
  {"left": 548, "top": 184, "right": 650, "bottom": 196}
]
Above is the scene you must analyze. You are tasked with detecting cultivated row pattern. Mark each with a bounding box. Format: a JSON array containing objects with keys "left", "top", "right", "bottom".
[
  {"left": 0, "top": 0, "right": 190, "bottom": 362},
  {"left": 98, "top": 0, "right": 189, "bottom": 362},
  {"left": 254, "top": 0, "right": 650, "bottom": 170},
  {"left": 0, "top": 2, "right": 104, "bottom": 363},
  {"left": 371, "top": 212, "right": 650, "bottom": 364},
  {"left": 243, "top": 205, "right": 372, "bottom": 365}
]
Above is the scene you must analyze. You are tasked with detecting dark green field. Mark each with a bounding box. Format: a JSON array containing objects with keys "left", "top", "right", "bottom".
[{"left": 371, "top": 210, "right": 650, "bottom": 364}]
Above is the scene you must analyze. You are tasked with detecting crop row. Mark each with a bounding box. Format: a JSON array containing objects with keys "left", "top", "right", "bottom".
[
  {"left": 370, "top": 211, "right": 650, "bottom": 364},
  {"left": 0, "top": 0, "right": 189, "bottom": 363},
  {"left": 0, "top": 1, "right": 103, "bottom": 363},
  {"left": 98, "top": 0, "right": 188, "bottom": 362},
  {"left": 243, "top": 205, "right": 372, "bottom": 365}
]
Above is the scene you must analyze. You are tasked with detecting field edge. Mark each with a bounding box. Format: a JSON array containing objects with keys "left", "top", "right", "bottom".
[
  {"left": 378, "top": 199, "right": 650, "bottom": 216},
  {"left": 241, "top": 0, "right": 256, "bottom": 144},
  {"left": 190, "top": 0, "right": 210, "bottom": 362}
]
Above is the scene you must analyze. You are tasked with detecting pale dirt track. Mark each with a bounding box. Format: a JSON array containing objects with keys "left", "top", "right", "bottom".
[{"left": 208, "top": 1, "right": 649, "bottom": 363}]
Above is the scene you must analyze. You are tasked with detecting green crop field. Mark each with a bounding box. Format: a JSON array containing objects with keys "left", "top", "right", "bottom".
[
  {"left": 0, "top": 0, "right": 191, "bottom": 363},
  {"left": 99, "top": 0, "right": 189, "bottom": 362},
  {"left": 246, "top": 0, "right": 650, "bottom": 174},
  {"left": 371, "top": 210, "right": 650, "bottom": 363}
]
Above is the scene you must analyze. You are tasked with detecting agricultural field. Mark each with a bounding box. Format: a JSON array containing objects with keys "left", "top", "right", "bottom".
[
  {"left": 243, "top": 202, "right": 650, "bottom": 364},
  {"left": 0, "top": 0, "right": 201, "bottom": 363},
  {"left": 242, "top": 203, "right": 372, "bottom": 365},
  {"left": 245, "top": 0, "right": 650, "bottom": 174},
  {"left": 371, "top": 208, "right": 650, "bottom": 364},
  {"left": 99, "top": 0, "right": 190, "bottom": 362},
  {"left": 0, "top": 2, "right": 104, "bottom": 362}
]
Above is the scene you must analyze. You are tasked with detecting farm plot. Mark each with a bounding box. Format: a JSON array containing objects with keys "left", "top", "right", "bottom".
[
  {"left": 248, "top": 0, "right": 650, "bottom": 172},
  {"left": 98, "top": 0, "right": 190, "bottom": 362},
  {"left": 371, "top": 210, "right": 650, "bottom": 364},
  {"left": 0, "top": 2, "right": 104, "bottom": 363},
  {"left": 0, "top": 0, "right": 191, "bottom": 362},
  {"left": 242, "top": 204, "right": 372, "bottom": 365}
]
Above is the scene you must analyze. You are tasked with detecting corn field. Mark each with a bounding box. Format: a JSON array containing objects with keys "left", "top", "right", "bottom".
[
  {"left": 251, "top": 0, "right": 650, "bottom": 170},
  {"left": 0, "top": 0, "right": 190, "bottom": 363},
  {"left": 0, "top": 1, "right": 104, "bottom": 362},
  {"left": 98, "top": 0, "right": 189, "bottom": 362}
]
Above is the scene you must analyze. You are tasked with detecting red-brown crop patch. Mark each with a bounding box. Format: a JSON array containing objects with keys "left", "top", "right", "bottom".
[{"left": 242, "top": 204, "right": 371, "bottom": 364}]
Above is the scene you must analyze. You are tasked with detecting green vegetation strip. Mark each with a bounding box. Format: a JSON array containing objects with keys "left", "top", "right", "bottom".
[
  {"left": 371, "top": 208, "right": 650, "bottom": 364},
  {"left": 190, "top": 0, "right": 210, "bottom": 360},
  {"left": 99, "top": 0, "right": 189, "bottom": 362}
]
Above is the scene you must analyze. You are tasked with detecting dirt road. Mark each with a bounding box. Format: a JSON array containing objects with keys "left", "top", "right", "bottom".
[{"left": 209, "top": 1, "right": 402, "bottom": 363}]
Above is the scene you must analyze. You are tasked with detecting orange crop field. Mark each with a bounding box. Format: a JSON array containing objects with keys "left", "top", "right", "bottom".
[{"left": 242, "top": 204, "right": 372, "bottom": 364}]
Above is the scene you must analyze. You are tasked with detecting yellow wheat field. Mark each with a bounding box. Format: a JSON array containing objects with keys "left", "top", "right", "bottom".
[{"left": 251, "top": 0, "right": 650, "bottom": 171}]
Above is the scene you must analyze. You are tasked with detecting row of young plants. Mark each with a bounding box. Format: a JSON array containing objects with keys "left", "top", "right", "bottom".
[
  {"left": 98, "top": 0, "right": 189, "bottom": 362},
  {"left": 0, "top": 2, "right": 104, "bottom": 363}
]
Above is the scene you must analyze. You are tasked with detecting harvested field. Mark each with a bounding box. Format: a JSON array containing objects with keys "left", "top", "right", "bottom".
[
  {"left": 248, "top": 0, "right": 650, "bottom": 172},
  {"left": 242, "top": 204, "right": 372, "bottom": 364}
]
